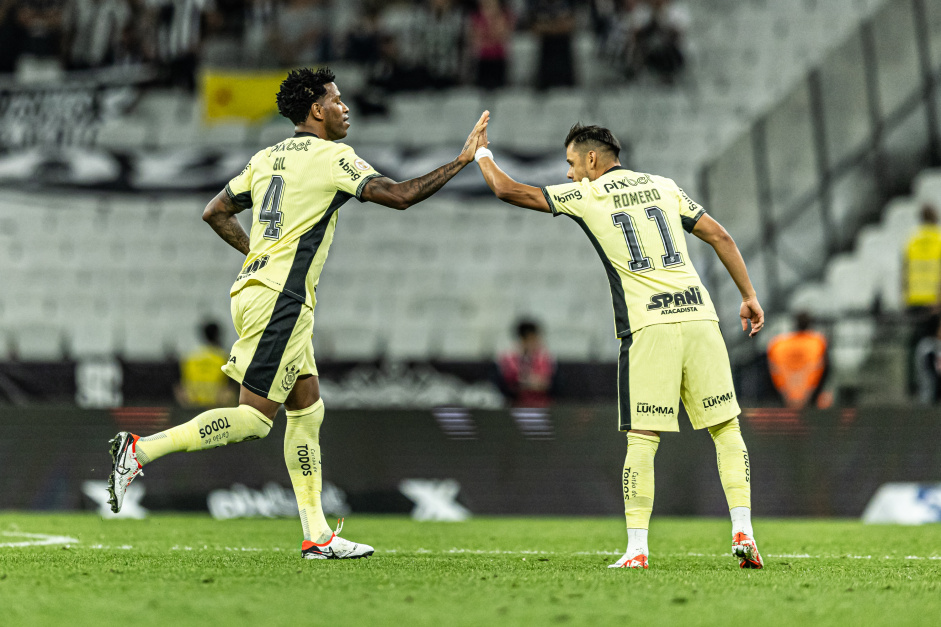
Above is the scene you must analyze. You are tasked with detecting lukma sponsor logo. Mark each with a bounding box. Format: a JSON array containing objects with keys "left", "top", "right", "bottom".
[
  {"left": 646, "top": 286, "right": 704, "bottom": 311},
  {"left": 702, "top": 391, "right": 734, "bottom": 409},
  {"left": 635, "top": 402, "right": 674, "bottom": 416}
]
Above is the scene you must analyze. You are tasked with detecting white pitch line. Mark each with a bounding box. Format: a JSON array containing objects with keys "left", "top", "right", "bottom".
[
  {"left": 0, "top": 531, "right": 79, "bottom": 548},
  {"left": 9, "top": 538, "right": 940, "bottom": 561}
]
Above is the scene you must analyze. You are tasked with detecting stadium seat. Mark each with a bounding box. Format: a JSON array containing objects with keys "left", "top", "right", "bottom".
[
  {"left": 14, "top": 324, "right": 65, "bottom": 361},
  {"left": 914, "top": 169, "right": 941, "bottom": 206}
]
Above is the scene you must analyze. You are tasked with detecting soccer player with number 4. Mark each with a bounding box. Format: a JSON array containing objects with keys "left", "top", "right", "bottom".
[
  {"left": 107, "top": 68, "right": 489, "bottom": 559},
  {"left": 474, "top": 121, "right": 765, "bottom": 570}
]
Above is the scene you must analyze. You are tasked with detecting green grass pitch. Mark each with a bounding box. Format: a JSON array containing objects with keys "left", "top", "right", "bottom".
[{"left": 1, "top": 513, "right": 939, "bottom": 626}]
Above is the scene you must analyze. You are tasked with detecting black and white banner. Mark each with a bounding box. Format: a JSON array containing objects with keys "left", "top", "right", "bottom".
[
  {"left": 0, "top": 144, "right": 567, "bottom": 195},
  {"left": 0, "top": 66, "right": 152, "bottom": 149}
]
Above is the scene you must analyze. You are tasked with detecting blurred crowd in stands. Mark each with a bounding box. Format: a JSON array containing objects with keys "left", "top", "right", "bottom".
[{"left": 0, "top": 0, "right": 688, "bottom": 89}]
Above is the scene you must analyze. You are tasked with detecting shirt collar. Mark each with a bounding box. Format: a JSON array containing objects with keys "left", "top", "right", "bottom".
[
  {"left": 293, "top": 131, "right": 319, "bottom": 138},
  {"left": 604, "top": 165, "right": 627, "bottom": 175}
]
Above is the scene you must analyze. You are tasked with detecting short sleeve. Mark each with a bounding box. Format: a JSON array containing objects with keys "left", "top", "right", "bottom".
[
  {"left": 676, "top": 184, "right": 706, "bottom": 233},
  {"left": 225, "top": 155, "right": 255, "bottom": 210},
  {"left": 541, "top": 181, "right": 589, "bottom": 218},
  {"left": 331, "top": 144, "right": 383, "bottom": 202}
]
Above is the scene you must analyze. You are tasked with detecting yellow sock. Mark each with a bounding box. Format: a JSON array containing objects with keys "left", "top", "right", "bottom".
[
  {"left": 284, "top": 399, "right": 333, "bottom": 543},
  {"left": 135, "top": 405, "right": 272, "bottom": 465},
  {"left": 708, "top": 417, "right": 751, "bottom": 510},
  {"left": 623, "top": 432, "right": 659, "bottom": 530}
]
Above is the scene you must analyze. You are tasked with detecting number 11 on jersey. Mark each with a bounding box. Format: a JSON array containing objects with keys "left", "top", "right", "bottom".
[{"left": 613, "top": 206, "right": 684, "bottom": 272}]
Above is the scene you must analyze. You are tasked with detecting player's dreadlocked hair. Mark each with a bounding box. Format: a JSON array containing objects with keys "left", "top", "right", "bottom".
[
  {"left": 276, "top": 67, "right": 337, "bottom": 125},
  {"left": 564, "top": 123, "right": 621, "bottom": 158}
]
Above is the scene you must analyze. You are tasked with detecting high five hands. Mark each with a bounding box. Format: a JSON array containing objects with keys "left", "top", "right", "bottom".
[{"left": 458, "top": 111, "right": 491, "bottom": 165}]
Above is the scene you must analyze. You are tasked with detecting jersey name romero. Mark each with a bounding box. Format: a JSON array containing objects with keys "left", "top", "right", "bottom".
[
  {"left": 542, "top": 166, "right": 718, "bottom": 337},
  {"left": 225, "top": 132, "right": 382, "bottom": 310}
]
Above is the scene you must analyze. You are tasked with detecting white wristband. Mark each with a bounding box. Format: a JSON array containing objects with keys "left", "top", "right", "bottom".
[{"left": 474, "top": 147, "right": 494, "bottom": 163}]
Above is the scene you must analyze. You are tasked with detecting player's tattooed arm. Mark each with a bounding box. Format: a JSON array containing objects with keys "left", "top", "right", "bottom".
[
  {"left": 360, "top": 111, "right": 490, "bottom": 210},
  {"left": 203, "top": 190, "right": 251, "bottom": 255},
  {"left": 360, "top": 163, "right": 463, "bottom": 210}
]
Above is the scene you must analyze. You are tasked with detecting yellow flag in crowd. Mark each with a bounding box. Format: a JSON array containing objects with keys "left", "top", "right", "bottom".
[{"left": 201, "top": 70, "right": 287, "bottom": 123}]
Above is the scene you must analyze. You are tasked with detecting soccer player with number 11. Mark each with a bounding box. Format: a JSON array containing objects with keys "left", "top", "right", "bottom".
[{"left": 474, "top": 121, "right": 765, "bottom": 569}]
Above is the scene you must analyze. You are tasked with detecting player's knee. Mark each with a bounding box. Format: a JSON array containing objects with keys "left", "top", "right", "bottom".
[
  {"left": 627, "top": 430, "right": 660, "bottom": 444},
  {"left": 285, "top": 398, "right": 325, "bottom": 430},
  {"left": 708, "top": 416, "right": 740, "bottom": 441},
  {"left": 236, "top": 404, "right": 273, "bottom": 441}
]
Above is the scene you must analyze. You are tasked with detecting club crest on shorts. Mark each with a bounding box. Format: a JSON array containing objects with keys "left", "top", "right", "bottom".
[{"left": 281, "top": 364, "right": 300, "bottom": 392}]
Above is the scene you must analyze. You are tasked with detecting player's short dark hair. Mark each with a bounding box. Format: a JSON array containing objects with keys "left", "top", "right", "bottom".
[
  {"left": 202, "top": 321, "right": 221, "bottom": 345},
  {"left": 921, "top": 203, "right": 938, "bottom": 225},
  {"left": 276, "top": 67, "right": 337, "bottom": 125},
  {"left": 516, "top": 319, "right": 541, "bottom": 340},
  {"left": 795, "top": 311, "right": 812, "bottom": 332},
  {"left": 564, "top": 123, "right": 621, "bottom": 158}
]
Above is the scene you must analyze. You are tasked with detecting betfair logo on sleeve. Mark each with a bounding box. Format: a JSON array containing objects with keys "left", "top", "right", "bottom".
[{"left": 646, "top": 286, "right": 705, "bottom": 313}]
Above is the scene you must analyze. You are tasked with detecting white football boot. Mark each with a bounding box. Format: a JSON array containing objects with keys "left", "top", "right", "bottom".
[
  {"left": 301, "top": 519, "right": 374, "bottom": 560},
  {"left": 608, "top": 550, "right": 649, "bottom": 569},
  {"left": 108, "top": 432, "right": 144, "bottom": 513}
]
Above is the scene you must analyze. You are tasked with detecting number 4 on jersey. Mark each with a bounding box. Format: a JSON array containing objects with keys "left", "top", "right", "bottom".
[
  {"left": 613, "top": 206, "right": 684, "bottom": 272},
  {"left": 259, "top": 175, "right": 285, "bottom": 240}
]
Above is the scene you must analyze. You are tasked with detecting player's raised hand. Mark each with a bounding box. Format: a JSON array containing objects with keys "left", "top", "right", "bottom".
[
  {"left": 740, "top": 298, "right": 764, "bottom": 337},
  {"left": 458, "top": 110, "right": 490, "bottom": 165}
]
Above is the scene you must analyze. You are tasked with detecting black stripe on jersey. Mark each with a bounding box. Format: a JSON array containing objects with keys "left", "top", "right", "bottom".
[
  {"left": 282, "top": 190, "right": 352, "bottom": 302},
  {"left": 356, "top": 173, "right": 383, "bottom": 202},
  {"left": 567, "top": 215, "right": 631, "bottom": 338},
  {"left": 225, "top": 183, "right": 253, "bottom": 210},
  {"left": 682, "top": 208, "right": 706, "bottom": 233},
  {"left": 618, "top": 333, "right": 634, "bottom": 431},
  {"left": 242, "top": 292, "right": 304, "bottom": 398},
  {"left": 541, "top": 187, "right": 561, "bottom": 217}
]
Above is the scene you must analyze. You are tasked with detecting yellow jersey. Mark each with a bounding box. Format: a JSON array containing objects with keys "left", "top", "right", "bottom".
[
  {"left": 542, "top": 166, "right": 718, "bottom": 337},
  {"left": 180, "top": 344, "right": 231, "bottom": 407},
  {"left": 905, "top": 225, "right": 941, "bottom": 307},
  {"left": 225, "top": 132, "right": 383, "bottom": 309}
]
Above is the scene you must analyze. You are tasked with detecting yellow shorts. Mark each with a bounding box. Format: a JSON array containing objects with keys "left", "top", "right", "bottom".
[
  {"left": 618, "top": 320, "right": 740, "bottom": 432},
  {"left": 221, "top": 283, "right": 317, "bottom": 403}
]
